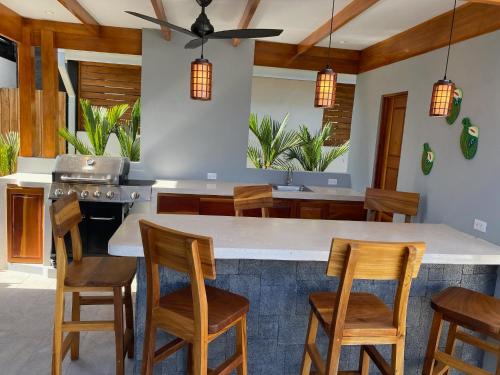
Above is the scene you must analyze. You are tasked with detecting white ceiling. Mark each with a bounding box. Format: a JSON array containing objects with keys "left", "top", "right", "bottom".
[{"left": 1, "top": 0, "right": 467, "bottom": 50}]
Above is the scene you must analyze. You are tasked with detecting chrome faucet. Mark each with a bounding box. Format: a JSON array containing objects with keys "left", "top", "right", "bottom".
[{"left": 286, "top": 168, "right": 293, "bottom": 186}]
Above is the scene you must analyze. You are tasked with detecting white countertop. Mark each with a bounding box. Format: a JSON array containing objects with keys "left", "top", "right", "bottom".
[
  {"left": 153, "top": 179, "right": 364, "bottom": 201},
  {"left": 0, "top": 173, "right": 52, "bottom": 187},
  {"left": 109, "top": 214, "right": 500, "bottom": 265}
]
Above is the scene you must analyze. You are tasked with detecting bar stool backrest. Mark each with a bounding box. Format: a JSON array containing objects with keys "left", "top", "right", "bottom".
[
  {"left": 326, "top": 238, "right": 426, "bottom": 335},
  {"left": 364, "top": 188, "right": 420, "bottom": 223},
  {"left": 234, "top": 185, "right": 273, "bottom": 217}
]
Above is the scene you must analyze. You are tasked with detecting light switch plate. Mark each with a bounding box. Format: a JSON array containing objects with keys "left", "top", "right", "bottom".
[
  {"left": 473, "top": 219, "right": 487, "bottom": 233},
  {"left": 207, "top": 172, "right": 217, "bottom": 180},
  {"left": 328, "top": 178, "right": 338, "bottom": 186}
]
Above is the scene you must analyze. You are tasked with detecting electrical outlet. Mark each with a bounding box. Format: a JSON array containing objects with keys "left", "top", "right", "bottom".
[
  {"left": 207, "top": 172, "right": 217, "bottom": 180},
  {"left": 328, "top": 178, "right": 338, "bottom": 186},
  {"left": 473, "top": 219, "right": 487, "bottom": 233}
]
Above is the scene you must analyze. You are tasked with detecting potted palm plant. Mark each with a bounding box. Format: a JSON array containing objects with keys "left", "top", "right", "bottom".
[
  {"left": 247, "top": 113, "right": 301, "bottom": 170},
  {"left": 286, "top": 123, "right": 350, "bottom": 172},
  {"left": 0, "top": 131, "right": 20, "bottom": 176}
]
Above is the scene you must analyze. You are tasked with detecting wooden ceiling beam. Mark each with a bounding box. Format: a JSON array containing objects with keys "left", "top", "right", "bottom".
[
  {"left": 294, "top": 0, "right": 380, "bottom": 59},
  {"left": 358, "top": 3, "right": 500, "bottom": 73},
  {"left": 255, "top": 41, "right": 360, "bottom": 74},
  {"left": 0, "top": 3, "right": 23, "bottom": 42},
  {"left": 151, "top": 0, "right": 171, "bottom": 41},
  {"left": 232, "top": 0, "right": 261, "bottom": 47},
  {"left": 56, "top": 0, "right": 100, "bottom": 35}
]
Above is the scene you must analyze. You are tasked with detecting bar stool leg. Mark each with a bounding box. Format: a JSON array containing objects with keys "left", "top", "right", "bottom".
[
  {"left": 52, "top": 290, "right": 65, "bottom": 375},
  {"left": 192, "top": 341, "right": 208, "bottom": 374},
  {"left": 113, "top": 287, "right": 125, "bottom": 375},
  {"left": 186, "top": 344, "right": 193, "bottom": 375},
  {"left": 359, "top": 346, "right": 370, "bottom": 375},
  {"left": 141, "top": 320, "right": 156, "bottom": 375},
  {"left": 71, "top": 292, "right": 80, "bottom": 360},
  {"left": 442, "top": 323, "right": 458, "bottom": 375},
  {"left": 422, "top": 311, "right": 444, "bottom": 375},
  {"left": 236, "top": 316, "right": 248, "bottom": 375},
  {"left": 496, "top": 350, "right": 500, "bottom": 375},
  {"left": 300, "top": 311, "right": 319, "bottom": 375},
  {"left": 124, "top": 285, "right": 134, "bottom": 359},
  {"left": 392, "top": 338, "right": 405, "bottom": 375}
]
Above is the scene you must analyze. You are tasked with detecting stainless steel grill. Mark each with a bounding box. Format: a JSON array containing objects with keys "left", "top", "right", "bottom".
[{"left": 49, "top": 154, "right": 154, "bottom": 203}]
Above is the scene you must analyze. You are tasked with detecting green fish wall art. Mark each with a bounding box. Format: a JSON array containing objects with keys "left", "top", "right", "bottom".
[
  {"left": 460, "top": 117, "right": 479, "bottom": 160},
  {"left": 421, "top": 143, "right": 435, "bottom": 175},
  {"left": 446, "top": 88, "right": 463, "bottom": 125}
]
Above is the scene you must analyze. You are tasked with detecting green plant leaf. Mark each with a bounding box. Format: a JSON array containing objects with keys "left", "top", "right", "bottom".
[{"left": 58, "top": 128, "right": 93, "bottom": 155}]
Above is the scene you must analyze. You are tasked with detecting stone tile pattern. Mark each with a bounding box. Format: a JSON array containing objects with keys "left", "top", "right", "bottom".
[{"left": 134, "top": 260, "right": 497, "bottom": 375}]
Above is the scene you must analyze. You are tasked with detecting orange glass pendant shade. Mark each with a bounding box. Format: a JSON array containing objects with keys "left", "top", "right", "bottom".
[
  {"left": 190, "top": 58, "right": 212, "bottom": 101},
  {"left": 429, "top": 79, "right": 455, "bottom": 117},
  {"left": 314, "top": 67, "right": 337, "bottom": 108}
]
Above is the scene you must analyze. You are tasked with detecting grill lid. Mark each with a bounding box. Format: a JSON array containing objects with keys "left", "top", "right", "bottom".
[{"left": 52, "top": 154, "right": 130, "bottom": 185}]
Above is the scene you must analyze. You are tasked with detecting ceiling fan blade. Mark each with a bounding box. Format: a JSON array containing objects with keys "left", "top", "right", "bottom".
[
  {"left": 206, "top": 29, "right": 283, "bottom": 40},
  {"left": 125, "top": 11, "right": 196, "bottom": 38},
  {"left": 184, "top": 38, "right": 208, "bottom": 49}
]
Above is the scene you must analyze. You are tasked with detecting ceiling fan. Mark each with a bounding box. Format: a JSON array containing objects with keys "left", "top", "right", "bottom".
[{"left": 126, "top": 0, "right": 283, "bottom": 49}]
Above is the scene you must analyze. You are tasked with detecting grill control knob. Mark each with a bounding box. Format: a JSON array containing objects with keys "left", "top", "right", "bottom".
[
  {"left": 80, "top": 190, "right": 89, "bottom": 199},
  {"left": 67, "top": 189, "right": 76, "bottom": 196},
  {"left": 106, "top": 191, "right": 115, "bottom": 199},
  {"left": 93, "top": 190, "right": 102, "bottom": 198},
  {"left": 130, "top": 191, "right": 140, "bottom": 200},
  {"left": 54, "top": 188, "right": 64, "bottom": 197}
]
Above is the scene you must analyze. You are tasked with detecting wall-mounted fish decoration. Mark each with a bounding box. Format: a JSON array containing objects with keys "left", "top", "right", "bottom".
[
  {"left": 421, "top": 143, "right": 435, "bottom": 175},
  {"left": 460, "top": 117, "right": 479, "bottom": 160},
  {"left": 446, "top": 88, "right": 463, "bottom": 125}
]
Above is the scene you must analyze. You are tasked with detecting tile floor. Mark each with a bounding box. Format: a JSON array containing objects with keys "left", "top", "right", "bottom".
[{"left": 0, "top": 270, "right": 136, "bottom": 375}]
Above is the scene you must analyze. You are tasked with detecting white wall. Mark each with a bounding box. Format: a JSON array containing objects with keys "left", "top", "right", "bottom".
[
  {"left": 349, "top": 30, "right": 500, "bottom": 244},
  {"left": 249, "top": 76, "right": 348, "bottom": 173},
  {"left": 0, "top": 56, "right": 16, "bottom": 88}
]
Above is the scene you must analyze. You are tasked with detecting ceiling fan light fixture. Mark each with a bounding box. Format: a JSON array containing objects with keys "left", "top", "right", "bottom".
[
  {"left": 429, "top": 79, "right": 455, "bottom": 117},
  {"left": 190, "top": 57, "right": 212, "bottom": 101},
  {"left": 314, "top": 66, "right": 337, "bottom": 108}
]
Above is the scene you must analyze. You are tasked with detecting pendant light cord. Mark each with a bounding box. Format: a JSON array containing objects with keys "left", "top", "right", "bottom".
[
  {"left": 327, "top": 0, "right": 336, "bottom": 64},
  {"left": 443, "top": 0, "right": 457, "bottom": 79}
]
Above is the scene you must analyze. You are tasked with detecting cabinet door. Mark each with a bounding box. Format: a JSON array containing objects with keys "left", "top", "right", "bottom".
[
  {"left": 157, "top": 194, "right": 200, "bottom": 214},
  {"left": 328, "top": 201, "right": 367, "bottom": 221},
  {"left": 296, "top": 201, "right": 329, "bottom": 219},
  {"left": 199, "top": 197, "right": 235, "bottom": 216},
  {"left": 7, "top": 187, "right": 44, "bottom": 264},
  {"left": 269, "top": 199, "right": 294, "bottom": 218}
]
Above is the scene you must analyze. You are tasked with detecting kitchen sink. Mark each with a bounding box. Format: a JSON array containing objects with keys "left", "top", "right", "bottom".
[{"left": 272, "top": 184, "right": 312, "bottom": 192}]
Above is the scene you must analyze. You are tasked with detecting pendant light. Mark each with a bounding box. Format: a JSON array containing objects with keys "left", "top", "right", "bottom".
[
  {"left": 190, "top": 37, "right": 212, "bottom": 101},
  {"left": 429, "top": 0, "right": 457, "bottom": 117},
  {"left": 314, "top": 0, "right": 337, "bottom": 108}
]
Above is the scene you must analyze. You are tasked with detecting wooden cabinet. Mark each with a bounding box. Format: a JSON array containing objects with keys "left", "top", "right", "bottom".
[
  {"left": 7, "top": 186, "right": 44, "bottom": 264},
  {"left": 158, "top": 193, "right": 366, "bottom": 221}
]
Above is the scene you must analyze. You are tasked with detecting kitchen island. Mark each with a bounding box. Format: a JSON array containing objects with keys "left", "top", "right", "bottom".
[{"left": 109, "top": 214, "right": 500, "bottom": 375}]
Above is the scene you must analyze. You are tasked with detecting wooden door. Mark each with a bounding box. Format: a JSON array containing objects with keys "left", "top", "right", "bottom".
[
  {"left": 373, "top": 92, "right": 408, "bottom": 191},
  {"left": 7, "top": 186, "right": 44, "bottom": 263}
]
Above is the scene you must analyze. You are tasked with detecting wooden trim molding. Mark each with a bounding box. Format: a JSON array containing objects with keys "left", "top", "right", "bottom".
[
  {"left": 254, "top": 41, "right": 360, "bottom": 74},
  {"left": 0, "top": 3, "right": 22, "bottom": 42},
  {"left": 359, "top": 3, "right": 500, "bottom": 73},
  {"left": 232, "top": 0, "right": 261, "bottom": 47},
  {"left": 294, "top": 0, "right": 379, "bottom": 59},
  {"left": 151, "top": 0, "right": 171, "bottom": 41},
  {"left": 466, "top": 0, "right": 500, "bottom": 5},
  {"left": 56, "top": 0, "right": 100, "bottom": 35}
]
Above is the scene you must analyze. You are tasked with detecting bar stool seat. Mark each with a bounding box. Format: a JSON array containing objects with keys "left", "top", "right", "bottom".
[
  {"left": 65, "top": 257, "right": 136, "bottom": 287},
  {"left": 310, "top": 292, "right": 396, "bottom": 336},
  {"left": 431, "top": 286, "right": 500, "bottom": 335},
  {"left": 160, "top": 285, "right": 249, "bottom": 334}
]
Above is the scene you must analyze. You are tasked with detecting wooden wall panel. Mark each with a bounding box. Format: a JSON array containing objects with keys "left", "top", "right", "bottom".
[
  {"left": 322, "top": 83, "right": 355, "bottom": 146},
  {"left": 78, "top": 61, "right": 141, "bottom": 130},
  {"left": 41, "top": 29, "right": 58, "bottom": 158}
]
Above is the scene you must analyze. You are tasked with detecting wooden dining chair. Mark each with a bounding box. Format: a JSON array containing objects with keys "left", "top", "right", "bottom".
[
  {"left": 423, "top": 287, "right": 500, "bottom": 375},
  {"left": 50, "top": 193, "right": 136, "bottom": 375},
  {"left": 364, "top": 188, "right": 420, "bottom": 223},
  {"left": 139, "top": 219, "right": 250, "bottom": 375},
  {"left": 233, "top": 185, "right": 273, "bottom": 217},
  {"left": 300, "top": 238, "right": 426, "bottom": 375}
]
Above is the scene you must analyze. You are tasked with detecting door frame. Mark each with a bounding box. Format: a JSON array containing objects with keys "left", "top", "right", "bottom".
[{"left": 372, "top": 91, "right": 408, "bottom": 189}]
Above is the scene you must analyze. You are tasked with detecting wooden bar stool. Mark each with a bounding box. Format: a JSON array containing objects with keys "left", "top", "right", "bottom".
[
  {"left": 234, "top": 184, "right": 273, "bottom": 217},
  {"left": 423, "top": 287, "right": 500, "bottom": 375},
  {"left": 300, "top": 238, "right": 426, "bottom": 375},
  {"left": 364, "top": 188, "right": 420, "bottom": 223},
  {"left": 139, "top": 219, "right": 250, "bottom": 375},
  {"left": 50, "top": 194, "right": 136, "bottom": 375}
]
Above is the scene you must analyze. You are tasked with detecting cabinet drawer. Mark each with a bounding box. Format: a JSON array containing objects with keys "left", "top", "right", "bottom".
[
  {"left": 157, "top": 194, "right": 200, "bottom": 214},
  {"left": 328, "top": 201, "right": 366, "bottom": 221},
  {"left": 199, "top": 197, "right": 235, "bottom": 216}
]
